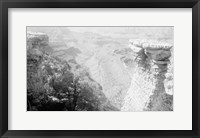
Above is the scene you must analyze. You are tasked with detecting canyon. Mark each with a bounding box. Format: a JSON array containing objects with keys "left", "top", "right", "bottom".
[{"left": 27, "top": 27, "right": 173, "bottom": 111}]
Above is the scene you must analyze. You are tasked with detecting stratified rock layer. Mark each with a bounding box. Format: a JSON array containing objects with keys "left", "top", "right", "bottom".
[
  {"left": 122, "top": 39, "right": 173, "bottom": 111},
  {"left": 27, "top": 31, "right": 49, "bottom": 49}
]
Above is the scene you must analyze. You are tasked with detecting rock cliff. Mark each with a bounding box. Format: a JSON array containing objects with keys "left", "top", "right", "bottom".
[
  {"left": 122, "top": 39, "right": 173, "bottom": 111},
  {"left": 27, "top": 31, "right": 49, "bottom": 48}
]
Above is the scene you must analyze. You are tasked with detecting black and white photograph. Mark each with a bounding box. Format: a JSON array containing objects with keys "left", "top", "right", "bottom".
[{"left": 27, "top": 27, "right": 173, "bottom": 111}]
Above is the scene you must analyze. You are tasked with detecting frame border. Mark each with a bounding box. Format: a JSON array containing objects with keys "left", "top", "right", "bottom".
[{"left": 0, "top": 0, "right": 199, "bottom": 138}]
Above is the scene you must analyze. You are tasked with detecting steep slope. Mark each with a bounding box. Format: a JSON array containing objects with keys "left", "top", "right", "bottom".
[
  {"left": 122, "top": 39, "right": 173, "bottom": 111},
  {"left": 27, "top": 32, "right": 118, "bottom": 111}
]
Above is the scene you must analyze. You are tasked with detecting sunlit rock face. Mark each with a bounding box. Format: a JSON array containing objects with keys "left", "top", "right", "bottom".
[{"left": 122, "top": 39, "right": 173, "bottom": 111}]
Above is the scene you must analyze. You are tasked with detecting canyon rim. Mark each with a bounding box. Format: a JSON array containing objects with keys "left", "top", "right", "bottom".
[{"left": 27, "top": 27, "right": 173, "bottom": 111}]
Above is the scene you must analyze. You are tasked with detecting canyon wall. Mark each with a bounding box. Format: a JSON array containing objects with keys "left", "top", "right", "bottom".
[
  {"left": 122, "top": 39, "right": 173, "bottom": 111},
  {"left": 27, "top": 31, "right": 119, "bottom": 111},
  {"left": 27, "top": 32, "right": 49, "bottom": 50}
]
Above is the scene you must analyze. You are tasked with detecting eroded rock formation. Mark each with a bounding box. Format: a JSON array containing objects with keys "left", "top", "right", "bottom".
[
  {"left": 122, "top": 39, "right": 173, "bottom": 111},
  {"left": 27, "top": 31, "right": 49, "bottom": 49}
]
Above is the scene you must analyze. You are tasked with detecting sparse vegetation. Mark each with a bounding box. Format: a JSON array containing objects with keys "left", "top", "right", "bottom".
[{"left": 27, "top": 38, "right": 117, "bottom": 111}]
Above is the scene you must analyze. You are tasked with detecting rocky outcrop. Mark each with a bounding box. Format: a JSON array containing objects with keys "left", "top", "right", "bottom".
[
  {"left": 27, "top": 31, "right": 49, "bottom": 49},
  {"left": 122, "top": 39, "right": 173, "bottom": 111}
]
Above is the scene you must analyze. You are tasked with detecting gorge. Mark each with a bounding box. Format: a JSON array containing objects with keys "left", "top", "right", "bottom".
[{"left": 27, "top": 27, "right": 173, "bottom": 111}]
